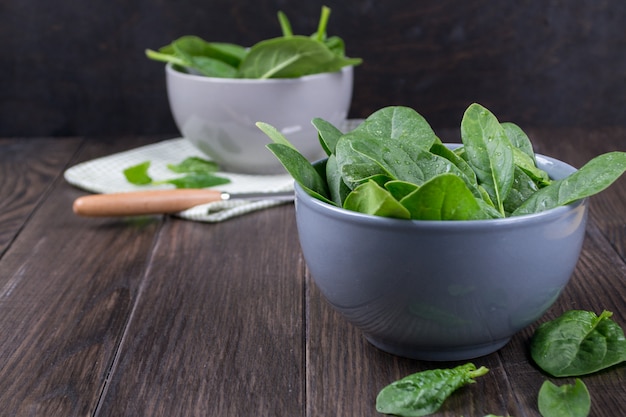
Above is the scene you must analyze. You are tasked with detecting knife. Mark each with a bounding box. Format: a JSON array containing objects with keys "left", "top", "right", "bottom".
[{"left": 72, "top": 189, "right": 294, "bottom": 217}]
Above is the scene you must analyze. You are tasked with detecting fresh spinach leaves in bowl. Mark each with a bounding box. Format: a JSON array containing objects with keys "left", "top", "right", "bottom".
[
  {"left": 145, "top": 6, "right": 362, "bottom": 79},
  {"left": 258, "top": 103, "right": 626, "bottom": 220}
]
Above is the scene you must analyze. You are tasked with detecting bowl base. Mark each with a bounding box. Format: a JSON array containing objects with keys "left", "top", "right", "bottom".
[{"left": 365, "top": 335, "right": 511, "bottom": 361}]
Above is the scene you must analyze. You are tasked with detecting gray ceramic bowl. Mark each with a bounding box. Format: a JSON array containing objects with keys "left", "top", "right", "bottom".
[
  {"left": 166, "top": 63, "right": 354, "bottom": 174},
  {"left": 295, "top": 151, "right": 588, "bottom": 361}
]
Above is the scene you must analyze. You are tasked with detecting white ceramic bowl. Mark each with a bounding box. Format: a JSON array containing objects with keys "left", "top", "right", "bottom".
[{"left": 165, "top": 64, "right": 354, "bottom": 174}]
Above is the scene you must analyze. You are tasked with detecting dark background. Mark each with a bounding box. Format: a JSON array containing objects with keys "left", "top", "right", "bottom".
[{"left": 2, "top": 0, "right": 625, "bottom": 137}]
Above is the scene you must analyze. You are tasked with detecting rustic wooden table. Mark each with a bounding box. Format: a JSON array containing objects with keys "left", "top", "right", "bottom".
[{"left": 1, "top": 128, "right": 625, "bottom": 417}]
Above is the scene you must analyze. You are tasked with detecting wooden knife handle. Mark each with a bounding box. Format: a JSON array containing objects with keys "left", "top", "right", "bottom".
[{"left": 72, "top": 189, "right": 224, "bottom": 217}]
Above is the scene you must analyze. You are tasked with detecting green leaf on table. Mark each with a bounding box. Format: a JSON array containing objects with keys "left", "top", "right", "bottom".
[
  {"left": 513, "top": 151, "right": 626, "bottom": 215},
  {"left": 375, "top": 363, "right": 489, "bottom": 417},
  {"left": 160, "top": 173, "right": 231, "bottom": 189},
  {"left": 123, "top": 158, "right": 230, "bottom": 189},
  {"left": 538, "top": 379, "right": 591, "bottom": 417},
  {"left": 167, "top": 157, "right": 220, "bottom": 174},
  {"left": 123, "top": 161, "right": 153, "bottom": 185},
  {"left": 530, "top": 310, "right": 626, "bottom": 377}
]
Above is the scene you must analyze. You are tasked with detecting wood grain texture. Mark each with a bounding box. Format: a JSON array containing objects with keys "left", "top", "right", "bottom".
[
  {"left": 0, "top": 182, "right": 163, "bottom": 416},
  {"left": 1, "top": 0, "right": 626, "bottom": 136},
  {"left": 0, "top": 136, "right": 164, "bottom": 416},
  {"left": 0, "top": 137, "right": 81, "bottom": 255},
  {"left": 94, "top": 205, "right": 305, "bottom": 416}
]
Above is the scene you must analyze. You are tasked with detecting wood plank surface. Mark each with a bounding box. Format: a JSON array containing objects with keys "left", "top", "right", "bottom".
[
  {"left": 93, "top": 205, "right": 304, "bottom": 416},
  {"left": 0, "top": 137, "right": 82, "bottom": 255},
  {"left": 0, "top": 137, "right": 165, "bottom": 415}
]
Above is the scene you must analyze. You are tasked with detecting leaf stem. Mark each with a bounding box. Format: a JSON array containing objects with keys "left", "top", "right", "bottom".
[
  {"left": 277, "top": 11, "right": 293, "bottom": 37},
  {"left": 469, "top": 366, "right": 490, "bottom": 379},
  {"left": 315, "top": 6, "right": 331, "bottom": 42},
  {"left": 145, "top": 49, "right": 187, "bottom": 67}
]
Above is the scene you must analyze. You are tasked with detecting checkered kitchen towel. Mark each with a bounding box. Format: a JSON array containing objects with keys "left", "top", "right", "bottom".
[{"left": 64, "top": 137, "right": 296, "bottom": 222}]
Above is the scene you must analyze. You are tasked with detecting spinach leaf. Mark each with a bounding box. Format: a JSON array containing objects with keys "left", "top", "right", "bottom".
[
  {"left": 162, "top": 173, "right": 230, "bottom": 189},
  {"left": 334, "top": 134, "right": 392, "bottom": 189},
  {"left": 461, "top": 103, "right": 515, "bottom": 216},
  {"left": 337, "top": 134, "right": 475, "bottom": 191},
  {"left": 267, "top": 143, "right": 332, "bottom": 204},
  {"left": 146, "top": 36, "right": 245, "bottom": 77},
  {"left": 325, "top": 154, "right": 351, "bottom": 206},
  {"left": 503, "top": 167, "right": 540, "bottom": 214},
  {"left": 513, "top": 151, "right": 626, "bottom": 216},
  {"left": 167, "top": 157, "right": 220, "bottom": 174},
  {"left": 238, "top": 6, "right": 360, "bottom": 78},
  {"left": 399, "top": 174, "right": 492, "bottom": 220},
  {"left": 256, "top": 121, "right": 297, "bottom": 149},
  {"left": 538, "top": 379, "right": 591, "bottom": 417},
  {"left": 343, "top": 180, "right": 411, "bottom": 219},
  {"left": 123, "top": 158, "right": 231, "bottom": 189},
  {"left": 258, "top": 121, "right": 332, "bottom": 203},
  {"left": 312, "top": 117, "right": 343, "bottom": 156},
  {"left": 429, "top": 142, "right": 477, "bottom": 186},
  {"left": 323, "top": 35, "right": 347, "bottom": 57},
  {"left": 123, "top": 161, "right": 153, "bottom": 185},
  {"left": 239, "top": 35, "right": 361, "bottom": 79},
  {"left": 512, "top": 147, "right": 551, "bottom": 187},
  {"left": 384, "top": 180, "right": 420, "bottom": 201},
  {"left": 171, "top": 37, "right": 241, "bottom": 77},
  {"left": 502, "top": 121, "right": 536, "bottom": 163},
  {"left": 530, "top": 310, "right": 626, "bottom": 377},
  {"left": 375, "top": 363, "right": 489, "bottom": 417},
  {"left": 349, "top": 106, "right": 439, "bottom": 151}
]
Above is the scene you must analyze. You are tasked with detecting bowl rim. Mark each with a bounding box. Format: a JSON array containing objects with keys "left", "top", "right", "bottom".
[
  {"left": 165, "top": 62, "right": 353, "bottom": 84},
  {"left": 295, "top": 150, "right": 586, "bottom": 231}
]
